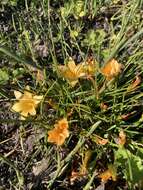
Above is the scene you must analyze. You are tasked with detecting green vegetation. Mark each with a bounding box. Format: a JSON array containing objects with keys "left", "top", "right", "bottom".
[{"left": 0, "top": 0, "right": 143, "bottom": 189}]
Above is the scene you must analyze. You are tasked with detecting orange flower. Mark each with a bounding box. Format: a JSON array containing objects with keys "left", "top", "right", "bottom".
[
  {"left": 98, "top": 165, "right": 117, "bottom": 182},
  {"left": 11, "top": 86, "right": 43, "bottom": 120},
  {"left": 58, "top": 57, "right": 85, "bottom": 87},
  {"left": 48, "top": 118, "right": 69, "bottom": 146},
  {"left": 100, "top": 59, "right": 123, "bottom": 80}
]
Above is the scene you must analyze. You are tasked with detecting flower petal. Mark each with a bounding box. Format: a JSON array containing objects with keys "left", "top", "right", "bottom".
[
  {"left": 24, "top": 91, "right": 33, "bottom": 99},
  {"left": 20, "top": 116, "right": 26, "bottom": 120},
  {"left": 14, "top": 91, "right": 22, "bottom": 99},
  {"left": 75, "top": 63, "right": 85, "bottom": 77},
  {"left": 25, "top": 85, "right": 30, "bottom": 91},
  {"left": 21, "top": 111, "right": 28, "bottom": 118},
  {"left": 68, "top": 57, "right": 76, "bottom": 71},
  {"left": 24, "top": 86, "right": 33, "bottom": 99},
  {"left": 29, "top": 107, "right": 36, "bottom": 116},
  {"left": 33, "top": 95, "right": 43, "bottom": 104},
  {"left": 11, "top": 103, "right": 22, "bottom": 112},
  {"left": 69, "top": 80, "right": 78, "bottom": 87}
]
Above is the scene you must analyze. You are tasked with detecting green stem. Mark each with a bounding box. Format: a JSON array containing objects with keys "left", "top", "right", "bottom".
[
  {"left": 83, "top": 170, "right": 98, "bottom": 190},
  {"left": 0, "top": 154, "right": 24, "bottom": 187},
  {"left": 0, "top": 46, "right": 41, "bottom": 70}
]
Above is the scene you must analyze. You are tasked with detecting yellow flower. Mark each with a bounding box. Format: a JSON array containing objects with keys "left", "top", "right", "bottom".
[
  {"left": 11, "top": 86, "right": 43, "bottom": 120},
  {"left": 58, "top": 57, "right": 97, "bottom": 86},
  {"left": 58, "top": 57, "right": 85, "bottom": 87},
  {"left": 48, "top": 118, "right": 69, "bottom": 146}
]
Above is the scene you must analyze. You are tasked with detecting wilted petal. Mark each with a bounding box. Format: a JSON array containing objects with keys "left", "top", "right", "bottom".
[
  {"left": 48, "top": 128, "right": 69, "bottom": 146},
  {"left": 11, "top": 103, "right": 22, "bottom": 112},
  {"left": 36, "top": 70, "right": 44, "bottom": 82},
  {"left": 95, "top": 135, "right": 108, "bottom": 145},
  {"left": 127, "top": 76, "right": 141, "bottom": 92},
  {"left": 14, "top": 91, "right": 22, "bottom": 99},
  {"left": 117, "top": 130, "right": 126, "bottom": 146},
  {"left": 98, "top": 165, "right": 117, "bottom": 182}
]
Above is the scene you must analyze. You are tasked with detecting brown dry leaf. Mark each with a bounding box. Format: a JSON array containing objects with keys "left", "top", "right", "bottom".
[
  {"left": 32, "top": 158, "right": 49, "bottom": 176},
  {"left": 100, "top": 59, "right": 123, "bottom": 80},
  {"left": 127, "top": 76, "right": 141, "bottom": 92},
  {"left": 67, "top": 107, "right": 74, "bottom": 118},
  {"left": 119, "top": 111, "right": 136, "bottom": 121},
  {"left": 36, "top": 69, "right": 44, "bottom": 82},
  {"left": 70, "top": 171, "right": 82, "bottom": 184},
  {"left": 70, "top": 150, "right": 92, "bottom": 183},
  {"left": 95, "top": 183, "right": 105, "bottom": 190},
  {"left": 27, "top": 65, "right": 44, "bottom": 83},
  {"left": 47, "top": 99, "right": 58, "bottom": 110},
  {"left": 48, "top": 118, "right": 69, "bottom": 146},
  {"left": 26, "top": 129, "right": 45, "bottom": 152},
  {"left": 80, "top": 150, "right": 92, "bottom": 175},
  {"left": 117, "top": 129, "right": 126, "bottom": 146},
  {"left": 98, "top": 165, "right": 117, "bottom": 182}
]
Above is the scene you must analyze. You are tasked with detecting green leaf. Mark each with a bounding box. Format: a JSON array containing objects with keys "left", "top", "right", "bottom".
[
  {"left": 82, "top": 29, "right": 106, "bottom": 47},
  {"left": 0, "top": 69, "right": 9, "bottom": 84},
  {"left": 136, "top": 147, "right": 143, "bottom": 159},
  {"left": 83, "top": 30, "right": 97, "bottom": 46},
  {"left": 115, "top": 147, "right": 143, "bottom": 185},
  {"left": 0, "top": 46, "right": 41, "bottom": 70},
  {"left": 1, "top": 0, "right": 17, "bottom": 6}
]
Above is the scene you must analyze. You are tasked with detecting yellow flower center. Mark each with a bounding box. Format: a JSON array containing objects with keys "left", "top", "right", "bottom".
[{"left": 20, "top": 98, "right": 36, "bottom": 111}]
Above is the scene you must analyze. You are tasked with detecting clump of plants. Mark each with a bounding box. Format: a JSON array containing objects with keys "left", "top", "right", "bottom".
[{"left": 0, "top": 0, "right": 143, "bottom": 190}]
